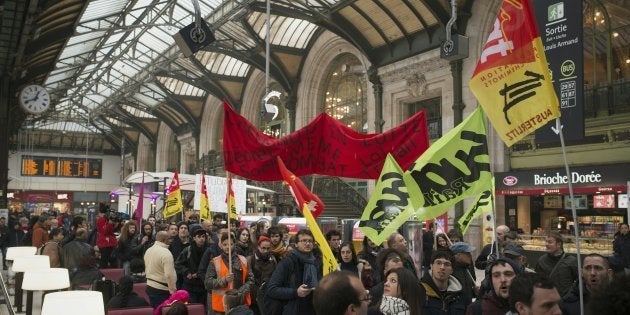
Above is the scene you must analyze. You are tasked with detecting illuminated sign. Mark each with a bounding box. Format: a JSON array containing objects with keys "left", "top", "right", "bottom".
[{"left": 21, "top": 156, "right": 102, "bottom": 178}]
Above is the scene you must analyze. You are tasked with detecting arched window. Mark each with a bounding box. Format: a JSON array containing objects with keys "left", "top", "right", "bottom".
[{"left": 322, "top": 54, "right": 368, "bottom": 133}]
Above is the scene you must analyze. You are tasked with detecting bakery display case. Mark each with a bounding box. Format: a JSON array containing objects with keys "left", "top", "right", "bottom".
[{"left": 519, "top": 234, "right": 614, "bottom": 256}]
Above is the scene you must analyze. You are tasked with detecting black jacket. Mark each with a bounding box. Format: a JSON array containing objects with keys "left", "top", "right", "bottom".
[
  {"left": 613, "top": 233, "right": 630, "bottom": 268},
  {"left": 62, "top": 239, "right": 95, "bottom": 271},
  {"left": 266, "top": 250, "right": 323, "bottom": 315},
  {"left": 534, "top": 252, "right": 578, "bottom": 297}
]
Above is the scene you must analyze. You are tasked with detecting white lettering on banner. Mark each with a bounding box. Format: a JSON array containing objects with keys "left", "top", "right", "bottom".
[
  {"left": 480, "top": 19, "right": 515, "bottom": 63},
  {"left": 534, "top": 171, "right": 602, "bottom": 185}
]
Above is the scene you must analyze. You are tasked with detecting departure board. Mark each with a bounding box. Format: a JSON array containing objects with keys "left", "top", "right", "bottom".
[{"left": 21, "top": 156, "right": 102, "bottom": 178}]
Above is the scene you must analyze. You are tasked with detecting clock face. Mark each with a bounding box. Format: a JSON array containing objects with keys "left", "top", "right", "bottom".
[{"left": 19, "top": 84, "right": 50, "bottom": 115}]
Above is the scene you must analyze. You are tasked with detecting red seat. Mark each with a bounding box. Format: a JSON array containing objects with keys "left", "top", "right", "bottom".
[
  {"left": 107, "top": 306, "right": 153, "bottom": 315},
  {"left": 161, "top": 303, "right": 205, "bottom": 315},
  {"left": 132, "top": 282, "right": 150, "bottom": 304},
  {"left": 100, "top": 268, "right": 125, "bottom": 282}
]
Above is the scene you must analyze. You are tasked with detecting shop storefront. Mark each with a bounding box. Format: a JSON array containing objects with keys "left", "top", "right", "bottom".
[
  {"left": 7, "top": 191, "right": 74, "bottom": 215},
  {"left": 495, "top": 163, "right": 629, "bottom": 256}
]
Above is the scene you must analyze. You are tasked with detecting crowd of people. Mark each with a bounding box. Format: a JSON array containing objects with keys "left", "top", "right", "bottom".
[{"left": 1, "top": 205, "right": 630, "bottom": 315}]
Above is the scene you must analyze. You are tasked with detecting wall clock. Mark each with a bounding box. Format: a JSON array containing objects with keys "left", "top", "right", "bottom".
[{"left": 19, "top": 84, "right": 50, "bottom": 115}]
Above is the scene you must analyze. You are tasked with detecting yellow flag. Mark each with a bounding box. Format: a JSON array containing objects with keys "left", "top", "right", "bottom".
[
  {"left": 302, "top": 203, "right": 338, "bottom": 276},
  {"left": 163, "top": 170, "right": 183, "bottom": 218},
  {"left": 227, "top": 174, "right": 238, "bottom": 220},
  {"left": 457, "top": 178, "right": 495, "bottom": 235},
  {"left": 358, "top": 154, "right": 415, "bottom": 245},
  {"left": 403, "top": 108, "right": 492, "bottom": 220},
  {"left": 199, "top": 173, "right": 211, "bottom": 221},
  {"left": 469, "top": 0, "right": 560, "bottom": 146}
]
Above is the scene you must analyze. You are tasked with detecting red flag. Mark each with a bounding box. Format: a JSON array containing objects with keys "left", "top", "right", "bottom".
[
  {"left": 132, "top": 172, "right": 145, "bottom": 226},
  {"left": 163, "top": 170, "right": 183, "bottom": 218},
  {"left": 277, "top": 156, "right": 324, "bottom": 219}
]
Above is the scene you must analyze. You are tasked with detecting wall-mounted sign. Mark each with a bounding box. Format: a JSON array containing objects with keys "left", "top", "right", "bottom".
[
  {"left": 21, "top": 156, "right": 102, "bottom": 178},
  {"left": 534, "top": 0, "right": 584, "bottom": 142}
]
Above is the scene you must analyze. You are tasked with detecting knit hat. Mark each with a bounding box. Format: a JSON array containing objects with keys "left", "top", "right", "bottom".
[{"left": 258, "top": 235, "right": 271, "bottom": 245}]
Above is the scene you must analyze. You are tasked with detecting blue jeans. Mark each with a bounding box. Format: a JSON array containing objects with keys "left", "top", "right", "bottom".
[{"left": 146, "top": 285, "right": 170, "bottom": 308}]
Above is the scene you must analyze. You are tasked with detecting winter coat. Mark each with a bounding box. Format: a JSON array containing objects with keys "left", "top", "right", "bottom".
[
  {"left": 534, "top": 252, "right": 578, "bottom": 297},
  {"left": 421, "top": 273, "right": 469, "bottom": 315},
  {"left": 174, "top": 243, "right": 208, "bottom": 293},
  {"left": 560, "top": 281, "right": 591, "bottom": 315},
  {"left": 465, "top": 291, "right": 510, "bottom": 315},
  {"left": 96, "top": 216, "right": 117, "bottom": 249},
  {"left": 613, "top": 233, "right": 630, "bottom": 268},
  {"left": 61, "top": 239, "right": 95, "bottom": 272},
  {"left": 266, "top": 250, "right": 323, "bottom": 315}
]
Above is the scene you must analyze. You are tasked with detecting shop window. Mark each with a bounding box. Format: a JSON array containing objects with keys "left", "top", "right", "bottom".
[
  {"left": 407, "top": 97, "right": 442, "bottom": 140},
  {"left": 322, "top": 54, "right": 368, "bottom": 133}
]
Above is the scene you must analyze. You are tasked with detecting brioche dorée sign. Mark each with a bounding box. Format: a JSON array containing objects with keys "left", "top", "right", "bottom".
[{"left": 495, "top": 164, "right": 630, "bottom": 195}]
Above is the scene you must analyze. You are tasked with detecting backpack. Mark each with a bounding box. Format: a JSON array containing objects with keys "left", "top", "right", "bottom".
[{"left": 91, "top": 279, "right": 118, "bottom": 308}]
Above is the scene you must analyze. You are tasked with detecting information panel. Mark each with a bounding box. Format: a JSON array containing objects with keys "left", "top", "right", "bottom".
[
  {"left": 21, "top": 156, "right": 102, "bottom": 178},
  {"left": 534, "top": 1, "right": 584, "bottom": 142}
]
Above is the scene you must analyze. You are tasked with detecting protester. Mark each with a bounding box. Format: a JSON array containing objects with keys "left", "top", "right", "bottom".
[
  {"left": 386, "top": 233, "right": 417, "bottom": 278},
  {"left": 40, "top": 227, "right": 64, "bottom": 267},
  {"left": 235, "top": 227, "right": 254, "bottom": 257},
  {"left": 435, "top": 234, "right": 450, "bottom": 251},
  {"left": 314, "top": 270, "right": 369, "bottom": 315},
  {"left": 132, "top": 222, "right": 155, "bottom": 259},
  {"left": 62, "top": 228, "right": 95, "bottom": 272},
  {"left": 421, "top": 250, "right": 469, "bottom": 315},
  {"left": 326, "top": 230, "right": 343, "bottom": 262},
  {"left": 449, "top": 242, "right": 477, "bottom": 303},
  {"left": 369, "top": 248, "right": 405, "bottom": 308},
  {"left": 534, "top": 232, "right": 578, "bottom": 297},
  {"left": 502, "top": 244, "right": 534, "bottom": 273},
  {"left": 169, "top": 222, "right": 190, "bottom": 261},
  {"left": 144, "top": 231, "right": 177, "bottom": 308},
  {"left": 475, "top": 225, "right": 509, "bottom": 270},
  {"left": 613, "top": 223, "right": 630, "bottom": 268},
  {"left": 357, "top": 236, "right": 383, "bottom": 287},
  {"left": 32, "top": 214, "right": 50, "bottom": 248},
  {"left": 96, "top": 203, "right": 119, "bottom": 268},
  {"left": 268, "top": 226, "right": 290, "bottom": 261},
  {"left": 508, "top": 272, "right": 562, "bottom": 315},
  {"left": 561, "top": 253, "right": 613, "bottom": 315},
  {"left": 587, "top": 272, "right": 630, "bottom": 315},
  {"left": 117, "top": 220, "right": 139, "bottom": 274},
  {"left": 175, "top": 225, "right": 209, "bottom": 304},
  {"left": 370, "top": 267, "right": 422, "bottom": 315},
  {"left": 205, "top": 233, "right": 254, "bottom": 314},
  {"left": 422, "top": 222, "right": 435, "bottom": 270},
  {"left": 267, "top": 229, "right": 323, "bottom": 315},
  {"left": 249, "top": 235, "right": 276, "bottom": 313},
  {"left": 466, "top": 258, "right": 521, "bottom": 315}
]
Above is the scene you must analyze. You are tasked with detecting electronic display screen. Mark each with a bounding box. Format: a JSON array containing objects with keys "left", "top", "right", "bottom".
[{"left": 21, "top": 156, "right": 102, "bottom": 178}]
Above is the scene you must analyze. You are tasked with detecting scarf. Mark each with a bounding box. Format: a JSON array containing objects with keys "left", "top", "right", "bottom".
[
  {"left": 256, "top": 249, "right": 271, "bottom": 261},
  {"left": 292, "top": 250, "right": 318, "bottom": 288},
  {"left": 379, "top": 296, "right": 410, "bottom": 315}
]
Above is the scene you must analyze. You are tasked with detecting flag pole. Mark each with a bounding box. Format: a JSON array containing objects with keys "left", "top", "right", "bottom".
[
  {"left": 555, "top": 118, "right": 584, "bottom": 315},
  {"left": 226, "top": 171, "right": 233, "bottom": 276}
]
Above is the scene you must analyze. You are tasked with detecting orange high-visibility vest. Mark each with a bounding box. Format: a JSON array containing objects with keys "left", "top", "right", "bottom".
[{"left": 211, "top": 255, "right": 251, "bottom": 312}]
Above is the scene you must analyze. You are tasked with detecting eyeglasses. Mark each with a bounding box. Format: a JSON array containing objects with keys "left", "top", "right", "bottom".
[
  {"left": 433, "top": 260, "right": 452, "bottom": 268},
  {"left": 298, "top": 239, "right": 314, "bottom": 244},
  {"left": 359, "top": 290, "right": 372, "bottom": 302}
]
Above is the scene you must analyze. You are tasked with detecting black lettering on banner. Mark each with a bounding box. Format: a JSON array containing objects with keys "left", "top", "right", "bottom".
[
  {"left": 500, "top": 70, "right": 544, "bottom": 124},
  {"left": 166, "top": 199, "right": 179, "bottom": 207},
  {"left": 358, "top": 172, "right": 409, "bottom": 234},
  {"left": 408, "top": 131, "right": 490, "bottom": 207},
  {"left": 458, "top": 190, "right": 492, "bottom": 231}
]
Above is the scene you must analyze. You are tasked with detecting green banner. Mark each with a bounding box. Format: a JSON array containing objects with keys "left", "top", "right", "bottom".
[
  {"left": 358, "top": 154, "right": 415, "bottom": 244},
  {"left": 458, "top": 178, "right": 494, "bottom": 235},
  {"left": 403, "top": 107, "right": 492, "bottom": 220}
]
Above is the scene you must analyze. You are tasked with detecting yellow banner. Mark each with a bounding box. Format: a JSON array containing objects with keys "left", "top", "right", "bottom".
[
  {"left": 457, "top": 178, "right": 494, "bottom": 235},
  {"left": 163, "top": 190, "right": 183, "bottom": 218},
  {"left": 469, "top": 0, "right": 560, "bottom": 146},
  {"left": 302, "top": 204, "right": 338, "bottom": 276},
  {"left": 403, "top": 107, "right": 492, "bottom": 220},
  {"left": 358, "top": 154, "right": 415, "bottom": 245}
]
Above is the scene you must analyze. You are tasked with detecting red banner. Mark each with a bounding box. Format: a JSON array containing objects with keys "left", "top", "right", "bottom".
[{"left": 222, "top": 101, "right": 429, "bottom": 181}]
